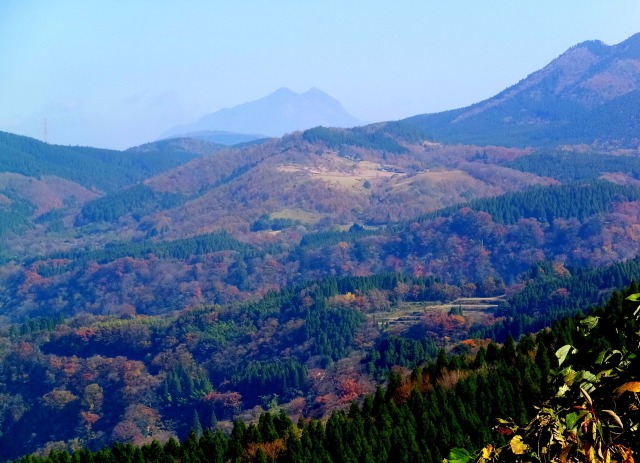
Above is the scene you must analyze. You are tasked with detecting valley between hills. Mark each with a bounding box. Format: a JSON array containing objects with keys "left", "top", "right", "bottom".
[{"left": 1, "top": 33, "right": 640, "bottom": 462}]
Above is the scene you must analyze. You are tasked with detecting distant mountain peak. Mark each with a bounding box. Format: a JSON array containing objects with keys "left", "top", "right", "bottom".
[
  {"left": 614, "top": 32, "right": 640, "bottom": 59},
  {"left": 304, "top": 87, "right": 328, "bottom": 96},
  {"left": 620, "top": 32, "right": 640, "bottom": 45},
  {"left": 404, "top": 33, "right": 640, "bottom": 147},
  {"left": 270, "top": 87, "right": 298, "bottom": 98},
  {"left": 573, "top": 39, "right": 608, "bottom": 54},
  {"left": 570, "top": 33, "right": 640, "bottom": 60},
  {"left": 161, "top": 87, "right": 361, "bottom": 140},
  {"left": 273, "top": 86, "right": 294, "bottom": 93}
]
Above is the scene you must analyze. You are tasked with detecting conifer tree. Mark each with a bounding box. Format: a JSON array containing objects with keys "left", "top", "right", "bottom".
[
  {"left": 209, "top": 410, "right": 218, "bottom": 430},
  {"left": 192, "top": 410, "right": 203, "bottom": 438}
]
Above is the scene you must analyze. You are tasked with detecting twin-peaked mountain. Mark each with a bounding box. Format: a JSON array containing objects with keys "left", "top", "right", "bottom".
[
  {"left": 404, "top": 33, "right": 640, "bottom": 147},
  {"left": 161, "top": 87, "right": 362, "bottom": 142}
]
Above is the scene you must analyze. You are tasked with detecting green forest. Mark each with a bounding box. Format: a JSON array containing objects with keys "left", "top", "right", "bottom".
[
  {"left": 0, "top": 132, "right": 196, "bottom": 193},
  {"left": 7, "top": 286, "right": 639, "bottom": 463},
  {"left": 2, "top": 264, "right": 640, "bottom": 461}
]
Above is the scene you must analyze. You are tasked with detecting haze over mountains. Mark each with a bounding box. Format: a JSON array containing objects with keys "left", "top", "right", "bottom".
[
  {"left": 3, "top": 34, "right": 640, "bottom": 254},
  {"left": 161, "top": 87, "right": 362, "bottom": 143},
  {"left": 157, "top": 34, "right": 640, "bottom": 148},
  {"left": 3, "top": 34, "right": 640, "bottom": 460},
  {"left": 404, "top": 32, "right": 640, "bottom": 147}
]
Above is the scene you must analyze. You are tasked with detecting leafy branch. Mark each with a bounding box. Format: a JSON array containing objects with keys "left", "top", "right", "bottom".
[{"left": 447, "top": 293, "right": 640, "bottom": 463}]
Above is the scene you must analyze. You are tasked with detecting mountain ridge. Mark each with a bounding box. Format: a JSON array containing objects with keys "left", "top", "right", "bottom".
[
  {"left": 159, "top": 130, "right": 268, "bottom": 146},
  {"left": 403, "top": 32, "right": 640, "bottom": 147}
]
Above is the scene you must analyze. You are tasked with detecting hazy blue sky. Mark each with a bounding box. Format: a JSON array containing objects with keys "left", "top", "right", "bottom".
[{"left": 1, "top": 1, "right": 639, "bottom": 149}]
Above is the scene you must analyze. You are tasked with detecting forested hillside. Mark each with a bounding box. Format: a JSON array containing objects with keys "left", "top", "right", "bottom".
[
  {"left": 0, "top": 132, "right": 206, "bottom": 241},
  {"left": 3, "top": 115, "right": 640, "bottom": 459},
  {"left": 5, "top": 176, "right": 640, "bottom": 321},
  {"left": 0, "top": 132, "right": 199, "bottom": 193},
  {"left": 7, "top": 286, "right": 639, "bottom": 463},
  {"left": 3, "top": 253, "right": 640, "bottom": 461}
]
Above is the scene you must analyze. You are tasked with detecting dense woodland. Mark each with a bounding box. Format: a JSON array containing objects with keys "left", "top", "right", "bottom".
[
  {"left": 6, "top": 286, "right": 639, "bottom": 463},
  {"left": 2, "top": 109, "right": 640, "bottom": 461},
  {"left": 0, "top": 132, "right": 197, "bottom": 194},
  {"left": 2, "top": 263, "right": 640, "bottom": 460},
  {"left": 5, "top": 175, "right": 640, "bottom": 322}
]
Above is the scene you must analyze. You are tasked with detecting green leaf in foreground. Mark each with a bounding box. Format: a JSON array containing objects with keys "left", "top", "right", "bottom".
[{"left": 445, "top": 447, "right": 472, "bottom": 463}]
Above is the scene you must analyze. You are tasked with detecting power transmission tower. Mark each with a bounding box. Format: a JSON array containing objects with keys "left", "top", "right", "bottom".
[{"left": 43, "top": 118, "right": 48, "bottom": 143}]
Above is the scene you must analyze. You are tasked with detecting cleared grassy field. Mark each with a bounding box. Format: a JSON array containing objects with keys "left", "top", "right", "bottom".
[{"left": 372, "top": 296, "right": 506, "bottom": 332}]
